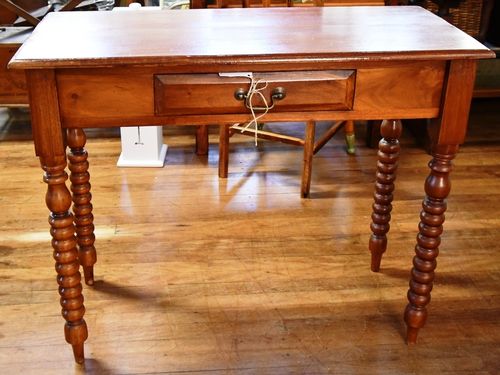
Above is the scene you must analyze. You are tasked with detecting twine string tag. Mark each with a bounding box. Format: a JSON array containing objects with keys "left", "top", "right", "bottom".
[{"left": 218, "top": 72, "right": 270, "bottom": 146}]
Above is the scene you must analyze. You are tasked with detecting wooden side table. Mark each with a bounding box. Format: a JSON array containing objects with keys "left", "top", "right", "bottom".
[{"left": 9, "top": 6, "right": 494, "bottom": 363}]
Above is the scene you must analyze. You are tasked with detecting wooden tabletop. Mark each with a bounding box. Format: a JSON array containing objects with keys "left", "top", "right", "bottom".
[{"left": 9, "top": 6, "right": 493, "bottom": 69}]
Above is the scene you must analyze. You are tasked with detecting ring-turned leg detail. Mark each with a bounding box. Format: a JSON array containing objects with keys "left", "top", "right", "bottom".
[
  {"left": 67, "top": 128, "right": 96, "bottom": 286},
  {"left": 43, "top": 158, "right": 88, "bottom": 364},
  {"left": 369, "top": 119, "right": 402, "bottom": 271},
  {"left": 404, "top": 145, "right": 458, "bottom": 344}
]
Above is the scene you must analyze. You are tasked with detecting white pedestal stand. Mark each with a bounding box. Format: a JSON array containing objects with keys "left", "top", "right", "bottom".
[{"left": 117, "top": 126, "right": 168, "bottom": 168}]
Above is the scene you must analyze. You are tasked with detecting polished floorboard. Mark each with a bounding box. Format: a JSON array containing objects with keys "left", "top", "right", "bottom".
[{"left": 0, "top": 100, "right": 499, "bottom": 374}]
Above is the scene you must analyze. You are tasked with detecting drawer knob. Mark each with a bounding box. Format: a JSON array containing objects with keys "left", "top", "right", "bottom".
[
  {"left": 234, "top": 86, "right": 287, "bottom": 112},
  {"left": 271, "top": 87, "right": 286, "bottom": 101},
  {"left": 234, "top": 88, "right": 247, "bottom": 101}
]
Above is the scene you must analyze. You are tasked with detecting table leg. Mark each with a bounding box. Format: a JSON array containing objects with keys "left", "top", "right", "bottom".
[
  {"left": 42, "top": 156, "right": 88, "bottom": 364},
  {"left": 369, "top": 119, "right": 402, "bottom": 271},
  {"left": 196, "top": 125, "right": 209, "bottom": 156},
  {"left": 219, "top": 124, "right": 230, "bottom": 178},
  {"left": 301, "top": 121, "right": 315, "bottom": 198},
  {"left": 67, "top": 128, "right": 96, "bottom": 286},
  {"left": 404, "top": 144, "right": 458, "bottom": 343}
]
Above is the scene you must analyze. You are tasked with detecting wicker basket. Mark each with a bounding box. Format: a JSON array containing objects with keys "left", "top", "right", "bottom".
[{"left": 422, "top": 0, "right": 483, "bottom": 37}]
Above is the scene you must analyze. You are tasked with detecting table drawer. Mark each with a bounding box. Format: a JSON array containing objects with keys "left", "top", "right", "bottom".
[{"left": 154, "top": 70, "right": 356, "bottom": 116}]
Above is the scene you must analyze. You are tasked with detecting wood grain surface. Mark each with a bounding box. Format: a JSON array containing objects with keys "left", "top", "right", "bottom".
[
  {"left": 55, "top": 61, "right": 446, "bottom": 128},
  {"left": 0, "top": 99, "right": 499, "bottom": 374},
  {"left": 9, "top": 6, "right": 493, "bottom": 69}
]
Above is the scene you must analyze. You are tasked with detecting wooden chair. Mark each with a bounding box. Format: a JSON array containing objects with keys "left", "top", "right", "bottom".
[
  {"left": 0, "top": 0, "right": 89, "bottom": 26},
  {"left": 190, "top": 0, "right": 379, "bottom": 197},
  {"left": 219, "top": 120, "right": 355, "bottom": 198},
  {"left": 0, "top": 1, "right": 89, "bottom": 110}
]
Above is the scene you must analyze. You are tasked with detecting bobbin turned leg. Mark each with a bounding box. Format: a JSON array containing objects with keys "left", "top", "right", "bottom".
[
  {"left": 43, "top": 157, "right": 88, "bottom": 364},
  {"left": 404, "top": 145, "right": 458, "bottom": 343},
  {"left": 67, "top": 128, "right": 96, "bottom": 286},
  {"left": 369, "top": 119, "right": 402, "bottom": 271}
]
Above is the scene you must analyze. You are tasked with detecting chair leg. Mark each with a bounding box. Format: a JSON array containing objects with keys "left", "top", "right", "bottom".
[
  {"left": 301, "top": 121, "right": 315, "bottom": 198},
  {"left": 195, "top": 125, "right": 209, "bottom": 156},
  {"left": 344, "top": 120, "right": 356, "bottom": 155},
  {"left": 366, "top": 120, "right": 382, "bottom": 148},
  {"left": 219, "top": 124, "right": 230, "bottom": 178}
]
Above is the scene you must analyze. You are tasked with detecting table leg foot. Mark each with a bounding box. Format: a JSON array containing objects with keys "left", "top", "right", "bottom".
[
  {"left": 67, "top": 129, "right": 96, "bottom": 286},
  {"left": 403, "top": 145, "right": 458, "bottom": 343},
  {"left": 369, "top": 119, "right": 402, "bottom": 271},
  {"left": 83, "top": 266, "right": 94, "bottom": 286},
  {"left": 66, "top": 322, "right": 88, "bottom": 364},
  {"left": 369, "top": 235, "right": 386, "bottom": 272},
  {"left": 72, "top": 344, "right": 85, "bottom": 365},
  {"left": 406, "top": 326, "right": 419, "bottom": 344}
]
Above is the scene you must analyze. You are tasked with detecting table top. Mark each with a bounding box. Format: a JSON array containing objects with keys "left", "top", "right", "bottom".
[{"left": 9, "top": 6, "right": 493, "bottom": 70}]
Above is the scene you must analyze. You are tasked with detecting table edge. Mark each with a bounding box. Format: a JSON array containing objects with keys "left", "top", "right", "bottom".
[{"left": 8, "top": 49, "right": 496, "bottom": 70}]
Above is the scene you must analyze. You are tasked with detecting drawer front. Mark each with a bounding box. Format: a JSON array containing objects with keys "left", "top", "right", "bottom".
[{"left": 154, "top": 70, "right": 355, "bottom": 116}]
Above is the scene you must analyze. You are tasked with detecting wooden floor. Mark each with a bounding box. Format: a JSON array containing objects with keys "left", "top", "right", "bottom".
[{"left": 0, "top": 100, "right": 499, "bottom": 374}]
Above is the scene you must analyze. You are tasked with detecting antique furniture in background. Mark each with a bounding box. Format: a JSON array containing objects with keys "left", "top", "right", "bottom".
[
  {"left": 9, "top": 6, "right": 493, "bottom": 363},
  {"left": 191, "top": 0, "right": 384, "bottom": 7},
  {"left": 420, "top": 0, "right": 484, "bottom": 37},
  {"left": 219, "top": 118, "right": 354, "bottom": 198},
  {"left": 366, "top": 0, "right": 500, "bottom": 148},
  {"left": 0, "top": 26, "right": 29, "bottom": 106},
  {"left": 0, "top": 1, "right": 46, "bottom": 108},
  {"left": 0, "top": 1, "right": 91, "bottom": 109},
  {"left": 418, "top": 0, "right": 500, "bottom": 97}
]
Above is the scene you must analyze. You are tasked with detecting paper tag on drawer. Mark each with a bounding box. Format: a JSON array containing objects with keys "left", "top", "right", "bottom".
[{"left": 218, "top": 72, "right": 253, "bottom": 79}]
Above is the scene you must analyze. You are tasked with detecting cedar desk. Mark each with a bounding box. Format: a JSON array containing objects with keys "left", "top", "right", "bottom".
[{"left": 9, "top": 7, "right": 494, "bottom": 363}]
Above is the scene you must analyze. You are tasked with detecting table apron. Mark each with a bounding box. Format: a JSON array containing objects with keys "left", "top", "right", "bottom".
[{"left": 56, "top": 60, "right": 447, "bottom": 128}]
